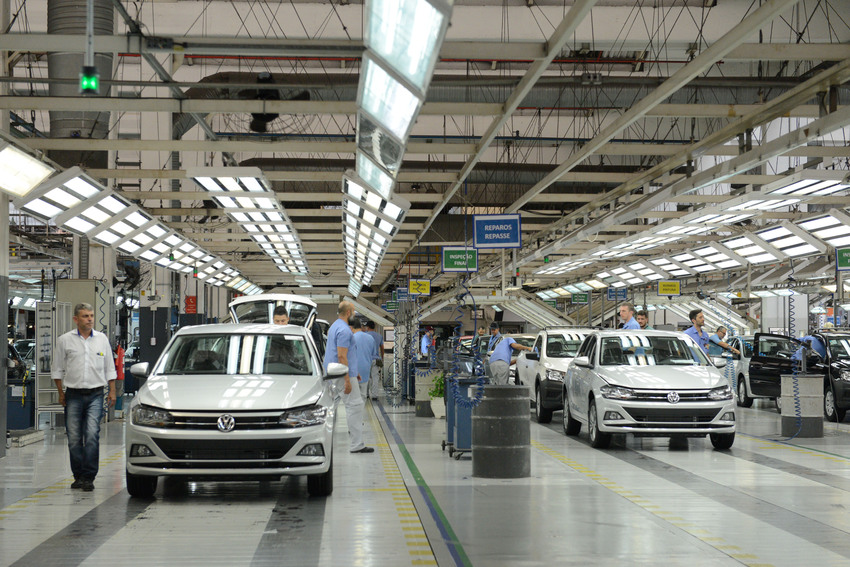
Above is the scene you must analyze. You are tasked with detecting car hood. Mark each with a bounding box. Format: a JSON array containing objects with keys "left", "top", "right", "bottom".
[
  {"left": 595, "top": 365, "right": 727, "bottom": 390},
  {"left": 137, "top": 373, "right": 324, "bottom": 411}
]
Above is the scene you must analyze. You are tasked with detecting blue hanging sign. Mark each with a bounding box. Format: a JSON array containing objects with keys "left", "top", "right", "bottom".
[
  {"left": 473, "top": 214, "right": 522, "bottom": 249},
  {"left": 606, "top": 288, "right": 627, "bottom": 301}
]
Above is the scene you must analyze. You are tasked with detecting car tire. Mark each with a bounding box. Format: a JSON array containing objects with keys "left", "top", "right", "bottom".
[
  {"left": 307, "top": 458, "right": 334, "bottom": 497},
  {"left": 126, "top": 470, "right": 157, "bottom": 498},
  {"left": 736, "top": 377, "right": 753, "bottom": 408},
  {"left": 710, "top": 432, "right": 735, "bottom": 450},
  {"left": 587, "top": 398, "right": 611, "bottom": 449},
  {"left": 562, "top": 389, "right": 581, "bottom": 436},
  {"left": 535, "top": 383, "right": 553, "bottom": 424},
  {"left": 824, "top": 384, "right": 847, "bottom": 423}
]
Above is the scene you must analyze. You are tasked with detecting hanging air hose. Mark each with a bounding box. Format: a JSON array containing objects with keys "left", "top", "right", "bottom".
[
  {"left": 449, "top": 276, "right": 486, "bottom": 410},
  {"left": 786, "top": 292, "right": 803, "bottom": 440}
]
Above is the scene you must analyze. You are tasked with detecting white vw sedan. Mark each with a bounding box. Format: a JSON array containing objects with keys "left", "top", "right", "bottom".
[
  {"left": 563, "top": 330, "right": 736, "bottom": 450},
  {"left": 125, "top": 323, "right": 344, "bottom": 498}
]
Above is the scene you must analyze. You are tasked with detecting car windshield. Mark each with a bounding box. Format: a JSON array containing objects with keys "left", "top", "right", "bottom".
[
  {"left": 827, "top": 336, "right": 850, "bottom": 360},
  {"left": 547, "top": 334, "right": 586, "bottom": 358},
  {"left": 158, "top": 333, "right": 314, "bottom": 376},
  {"left": 599, "top": 335, "right": 710, "bottom": 366}
]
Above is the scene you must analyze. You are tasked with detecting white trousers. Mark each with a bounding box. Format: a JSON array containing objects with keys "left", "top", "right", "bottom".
[{"left": 342, "top": 385, "right": 366, "bottom": 452}]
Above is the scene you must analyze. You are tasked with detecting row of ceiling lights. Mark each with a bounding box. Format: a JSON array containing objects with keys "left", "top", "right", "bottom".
[
  {"left": 0, "top": 138, "right": 262, "bottom": 296},
  {"left": 344, "top": 0, "right": 453, "bottom": 297},
  {"left": 534, "top": 170, "right": 849, "bottom": 298}
]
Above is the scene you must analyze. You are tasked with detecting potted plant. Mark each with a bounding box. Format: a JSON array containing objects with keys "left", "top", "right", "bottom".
[{"left": 429, "top": 372, "right": 446, "bottom": 419}]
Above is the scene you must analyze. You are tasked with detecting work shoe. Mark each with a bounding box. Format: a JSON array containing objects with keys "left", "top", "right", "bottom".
[
  {"left": 81, "top": 479, "right": 94, "bottom": 492},
  {"left": 71, "top": 478, "right": 85, "bottom": 489},
  {"left": 351, "top": 447, "right": 375, "bottom": 453}
]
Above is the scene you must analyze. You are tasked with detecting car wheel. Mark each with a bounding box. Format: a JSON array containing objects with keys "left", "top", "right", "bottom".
[
  {"left": 307, "top": 457, "right": 333, "bottom": 497},
  {"left": 737, "top": 377, "right": 753, "bottom": 408},
  {"left": 535, "top": 383, "right": 553, "bottom": 424},
  {"left": 587, "top": 398, "right": 611, "bottom": 449},
  {"left": 710, "top": 432, "right": 735, "bottom": 450},
  {"left": 562, "top": 388, "right": 581, "bottom": 436},
  {"left": 824, "top": 384, "right": 847, "bottom": 423},
  {"left": 126, "top": 470, "right": 157, "bottom": 498}
]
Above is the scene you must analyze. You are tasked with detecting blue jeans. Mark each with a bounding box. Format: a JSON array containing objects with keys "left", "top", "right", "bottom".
[{"left": 65, "top": 389, "right": 104, "bottom": 480}]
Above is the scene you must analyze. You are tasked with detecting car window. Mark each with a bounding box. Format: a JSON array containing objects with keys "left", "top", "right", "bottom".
[
  {"left": 600, "top": 335, "right": 709, "bottom": 366},
  {"left": 232, "top": 302, "right": 272, "bottom": 324},
  {"left": 827, "top": 336, "right": 850, "bottom": 360},
  {"left": 533, "top": 336, "right": 542, "bottom": 353},
  {"left": 756, "top": 335, "right": 796, "bottom": 359},
  {"left": 547, "top": 333, "right": 586, "bottom": 358},
  {"left": 737, "top": 338, "right": 753, "bottom": 358},
  {"left": 159, "top": 334, "right": 314, "bottom": 375},
  {"left": 512, "top": 337, "right": 535, "bottom": 349},
  {"left": 577, "top": 335, "right": 595, "bottom": 357},
  {"left": 586, "top": 339, "right": 597, "bottom": 365}
]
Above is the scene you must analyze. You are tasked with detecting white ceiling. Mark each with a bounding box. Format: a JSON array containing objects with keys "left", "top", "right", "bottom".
[{"left": 3, "top": 0, "right": 850, "bottom": 301}]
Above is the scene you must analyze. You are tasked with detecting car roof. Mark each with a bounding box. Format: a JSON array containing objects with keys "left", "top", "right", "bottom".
[
  {"left": 593, "top": 329, "right": 687, "bottom": 338},
  {"left": 174, "top": 323, "right": 310, "bottom": 336},
  {"left": 545, "top": 328, "right": 595, "bottom": 335}
]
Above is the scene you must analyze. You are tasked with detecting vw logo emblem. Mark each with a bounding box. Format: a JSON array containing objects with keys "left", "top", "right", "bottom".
[
  {"left": 667, "top": 391, "right": 680, "bottom": 404},
  {"left": 217, "top": 414, "right": 236, "bottom": 432}
]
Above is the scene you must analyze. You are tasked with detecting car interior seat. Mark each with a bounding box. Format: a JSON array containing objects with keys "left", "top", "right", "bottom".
[{"left": 189, "top": 350, "right": 222, "bottom": 371}]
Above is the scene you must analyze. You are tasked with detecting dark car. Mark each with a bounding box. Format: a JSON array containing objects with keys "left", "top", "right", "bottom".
[{"left": 746, "top": 331, "right": 850, "bottom": 421}]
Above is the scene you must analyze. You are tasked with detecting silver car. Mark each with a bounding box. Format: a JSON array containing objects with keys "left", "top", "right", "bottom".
[
  {"left": 125, "top": 323, "right": 344, "bottom": 498},
  {"left": 563, "top": 330, "right": 736, "bottom": 450}
]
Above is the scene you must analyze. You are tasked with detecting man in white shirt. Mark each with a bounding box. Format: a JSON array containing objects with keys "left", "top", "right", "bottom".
[{"left": 53, "top": 303, "right": 117, "bottom": 492}]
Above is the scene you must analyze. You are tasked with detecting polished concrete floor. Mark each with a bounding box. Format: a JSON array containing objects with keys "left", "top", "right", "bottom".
[{"left": 4, "top": 396, "right": 850, "bottom": 566}]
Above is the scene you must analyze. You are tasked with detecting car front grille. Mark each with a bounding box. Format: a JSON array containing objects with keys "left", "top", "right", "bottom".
[
  {"left": 628, "top": 390, "right": 717, "bottom": 402},
  {"left": 623, "top": 407, "right": 721, "bottom": 427},
  {"left": 170, "top": 412, "right": 285, "bottom": 430},
  {"left": 152, "top": 438, "right": 299, "bottom": 461}
]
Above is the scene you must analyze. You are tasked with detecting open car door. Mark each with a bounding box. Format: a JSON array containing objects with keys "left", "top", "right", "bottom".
[{"left": 748, "top": 333, "right": 797, "bottom": 398}]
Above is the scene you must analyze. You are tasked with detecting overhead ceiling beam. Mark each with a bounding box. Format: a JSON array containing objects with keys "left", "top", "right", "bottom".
[
  {"left": 504, "top": 0, "right": 805, "bottom": 216},
  {"left": 0, "top": 33, "right": 846, "bottom": 62},
  {"left": 392, "top": 0, "right": 599, "bottom": 282},
  {"left": 0, "top": 96, "right": 502, "bottom": 117}
]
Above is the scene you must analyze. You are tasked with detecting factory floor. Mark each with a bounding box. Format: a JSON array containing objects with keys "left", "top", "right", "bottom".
[{"left": 3, "top": 396, "right": 850, "bottom": 566}]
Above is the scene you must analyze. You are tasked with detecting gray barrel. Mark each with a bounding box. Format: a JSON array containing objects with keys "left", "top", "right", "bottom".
[
  {"left": 472, "top": 385, "right": 530, "bottom": 478},
  {"left": 780, "top": 373, "right": 824, "bottom": 438}
]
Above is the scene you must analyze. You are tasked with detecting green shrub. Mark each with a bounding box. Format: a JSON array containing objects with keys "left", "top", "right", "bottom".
[{"left": 428, "top": 373, "right": 445, "bottom": 398}]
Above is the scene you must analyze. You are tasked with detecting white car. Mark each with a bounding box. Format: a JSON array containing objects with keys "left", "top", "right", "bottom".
[
  {"left": 515, "top": 328, "right": 592, "bottom": 423},
  {"left": 563, "top": 330, "right": 736, "bottom": 449},
  {"left": 125, "top": 323, "right": 344, "bottom": 498},
  {"left": 727, "top": 335, "right": 772, "bottom": 408}
]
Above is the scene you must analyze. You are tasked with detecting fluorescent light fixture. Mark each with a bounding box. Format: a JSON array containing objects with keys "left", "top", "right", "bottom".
[
  {"left": 348, "top": 278, "right": 363, "bottom": 298},
  {"left": 763, "top": 170, "right": 850, "bottom": 197},
  {"left": 358, "top": 54, "right": 423, "bottom": 142},
  {"left": 365, "top": 0, "right": 450, "bottom": 95},
  {"left": 357, "top": 113, "right": 405, "bottom": 179},
  {"left": 357, "top": 151, "right": 395, "bottom": 199},
  {"left": 0, "top": 141, "right": 55, "bottom": 197},
  {"left": 492, "top": 305, "right": 503, "bottom": 312}
]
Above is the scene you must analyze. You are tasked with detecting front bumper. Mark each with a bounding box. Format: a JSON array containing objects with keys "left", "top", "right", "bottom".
[
  {"left": 125, "top": 419, "right": 333, "bottom": 478},
  {"left": 539, "top": 379, "right": 564, "bottom": 409},
  {"left": 595, "top": 397, "right": 736, "bottom": 437}
]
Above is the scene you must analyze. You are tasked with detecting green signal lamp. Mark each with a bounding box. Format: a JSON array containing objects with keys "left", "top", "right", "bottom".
[{"left": 80, "top": 66, "right": 100, "bottom": 94}]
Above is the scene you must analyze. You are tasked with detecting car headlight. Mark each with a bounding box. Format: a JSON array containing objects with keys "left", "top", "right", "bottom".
[
  {"left": 546, "top": 369, "right": 566, "bottom": 382},
  {"left": 840, "top": 370, "right": 850, "bottom": 383},
  {"left": 132, "top": 405, "right": 174, "bottom": 427},
  {"left": 279, "top": 405, "right": 328, "bottom": 427},
  {"left": 600, "top": 385, "right": 636, "bottom": 400},
  {"left": 708, "top": 385, "right": 733, "bottom": 400}
]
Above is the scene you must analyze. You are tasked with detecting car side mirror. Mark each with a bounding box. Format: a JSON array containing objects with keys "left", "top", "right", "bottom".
[
  {"left": 526, "top": 352, "right": 539, "bottom": 361},
  {"left": 130, "top": 362, "right": 150, "bottom": 378},
  {"left": 712, "top": 357, "right": 727, "bottom": 368},
  {"left": 573, "top": 356, "right": 591, "bottom": 368},
  {"left": 324, "top": 362, "right": 348, "bottom": 380}
]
